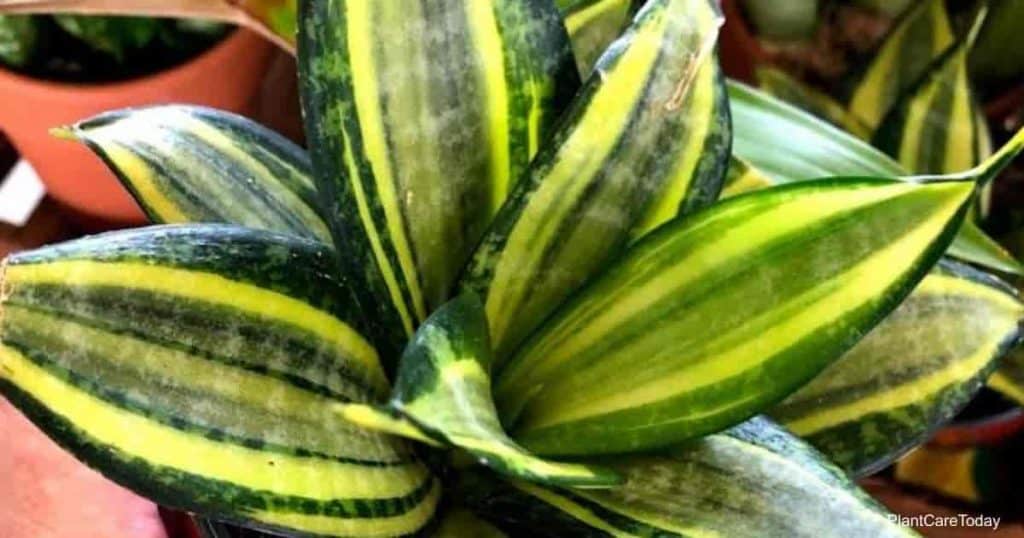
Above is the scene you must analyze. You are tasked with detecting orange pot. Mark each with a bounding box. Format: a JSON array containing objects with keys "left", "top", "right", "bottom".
[{"left": 0, "top": 28, "right": 274, "bottom": 228}]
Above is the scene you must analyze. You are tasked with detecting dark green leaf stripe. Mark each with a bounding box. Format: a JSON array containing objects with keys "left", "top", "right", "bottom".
[
  {"left": 298, "top": 0, "right": 579, "bottom": 338},
  {"left": 989, "top": 346, "right": 1024, "bottom": 406},
  {"left": 771, "top": 260, "right": 1024, "bottom": 476},
  {"left": 849, "top": 0, "right": 954, "bottom": 131},
  {"left": 56, "top": 106, "right": 329, "bottom": 242},
  {"left": 0, "top": 225, "right": 441, "bottom": 537},
  {"left": 462, "top": 0, "right": 728, "bottom": 359},
  {"left": 730, "top": 80, "right": 1024, "bottom": 275},
  {"left": 342, "top": 294, "right": 620, "bottom": 489},
  {"left": 461, "top": 418, "right": 915, "bottom": 537},
  {"left": 755, "top": 66, "right": 870, "bottom": 139},
  {"left": 631, "top": 56, "right": 731, "bottom": 240},
  {"left": 873, "top": 10, "right": 989, "bottom": 175},
  {"left": 559, "top": 0, "right": 636, "bottom": 75},
  {"left": 497, "top": 178, "right": 973, "bottom": 456}
]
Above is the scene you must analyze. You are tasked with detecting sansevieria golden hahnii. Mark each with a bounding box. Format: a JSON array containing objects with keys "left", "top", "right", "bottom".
[
  {"left": 772, "top": 260, "right": 1024, "bottom": 475},
  {"left": 299, "top": 0, "right": 580, "bottom": 346},
  {"left": 499, "top": 177, "right": 974, "bottom": 455},
  {"left": 0, "top": 0, "right": 1022, "bottom": 536},
  {"left": 849, "top": 0, "right": 954, "bottom": 131},
  {"left": 463, "top": 0, "right": 729, "bottom": 359},
  {"left": 0, "top": 226, "right": 438, "bottom": 536},
  {"left": 54, "top": 106, "right": 329, "bottom": 242}
]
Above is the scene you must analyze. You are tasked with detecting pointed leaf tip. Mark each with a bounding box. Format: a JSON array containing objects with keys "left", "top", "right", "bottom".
[
  {"left": 351, "top": 293, "right": 622, "bottom": 489},
  {"left": 970, "top": 126, "right": 1024, "bottom": 185},
  {"left": 500, "top": 177, "right": 975, "bottom": 456},
  {"left": 48, "top": 126, "right": 78, "bottom": 141}
]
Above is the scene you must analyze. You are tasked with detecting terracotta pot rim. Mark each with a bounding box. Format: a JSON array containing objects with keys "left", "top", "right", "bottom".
[
  {"left": 932, "top": 407, "right": 1024, "bottom": 447},
  {"left": 0, "top": 26, "right": 255, "bottom": 95}
]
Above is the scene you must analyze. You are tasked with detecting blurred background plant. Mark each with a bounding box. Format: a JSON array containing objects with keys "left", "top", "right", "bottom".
[{"left": 0, "top": 14, "right": 226, "bottom": 81}]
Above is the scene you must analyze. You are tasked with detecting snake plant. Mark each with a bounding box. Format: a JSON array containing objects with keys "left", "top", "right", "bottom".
[
  {"left": 4, "top": 0, "right": 1024, "bottom": 537},
  {"left": 744, "top": 0, "right": 1024, "bottom": 406}
]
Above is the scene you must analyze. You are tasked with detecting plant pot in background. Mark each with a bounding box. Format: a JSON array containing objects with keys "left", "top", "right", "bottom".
[{"left": 0, "top": 28, "right": 274, "bottom": 229}]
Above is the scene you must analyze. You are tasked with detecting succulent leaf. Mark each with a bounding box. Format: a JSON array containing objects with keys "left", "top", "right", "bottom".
[
  {"left": 297, "top": 0, "right": 580, "bottom": 349},
  {"left": 873, "top": 8, "right": 992, "bottom": 175},
  {"left": 341, "top": 293, "right": 621, "bottom": 489},
  {"left": 0, "top": 226, "right": 440, "bottom": 537},
  {"left": 730, "top": 80, "right": 1024, "bottom": 275},
  {"left": 462, "top": 0, "right": 729, "bottom": 360},
  {"left": 848, "top": 0, "right": 955, "bottom": 131},
  {"left": 558, "top": 0, "right": 636, "bottom": 75},
  {"left": 499, "top": 177, "right": 974, "bottom": 456},
  {"left": 460, "top": 418, "right": 917, "bottom": 537},
  {"left": 56, "top": 106, "right": 329, "bottom": 242},
  {"left": 772, "top": 260, "right": 1024, "bottom": 476}
]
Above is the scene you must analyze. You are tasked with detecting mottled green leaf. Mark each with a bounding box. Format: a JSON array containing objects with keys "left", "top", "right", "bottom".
[
  {"left": 873, "top": 10, "right": 990, "bottom": 174},
  {"left": 462, "top": 0, "right": 729, "bottom": 360},
  {"left": 461, "top": 418, "right": 916, "bottom": 537},
  {"left": 849, "top": 0, "right": 954, "bottom": 131},
  {"left": 499, "top": 177, "right": 974, "bottom": 456},
  {"left": 298, "top": 0, "right": 579, "bottom": 348},
  {"left": 56, "top": 105, "right": 330, "bottom": 243},
  {"left": 558, "top": 0, "right": 635, "bottom": 75},
  {"left": 0, "top": 225, "right": 440, "bottom": 537},
  {"left": 772, "top": 260, "right": 1023, "bottom": 476}
]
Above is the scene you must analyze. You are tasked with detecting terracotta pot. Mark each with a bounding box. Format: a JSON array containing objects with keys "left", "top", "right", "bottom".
[
  {"left": 932, "top": 408, "right": 1024, "bottom": 448},
  {"left": 719, "top": 0, "right": 767, "bottom": 84},
  {"left": 0, "top": 28, "right": 274, "bottom": 229}
]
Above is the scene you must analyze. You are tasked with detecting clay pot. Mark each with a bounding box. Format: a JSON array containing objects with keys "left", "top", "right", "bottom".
[
  {"left": 0, "top": 28, "right": 274, "bottom": 229},
  {"left": 931, "top": 408, "right": 1024, "bottom": 449},
  {"left": 719, "top": 0, "right": 767, "bottom": 83}
]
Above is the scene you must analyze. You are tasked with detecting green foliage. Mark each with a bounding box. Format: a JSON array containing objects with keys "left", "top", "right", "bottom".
[
  {"left": 0, "top": 15, "right": 227, "bottom": 77},
  {"left": 740, "top": 0, "right": 820, "bottom": 41},
  {"left": 52, "top": 15, "right": 161, "bottom": 61},
  {"left": 970, "top": 0, "right": 1024, "bottom": 84},
  {"left": 0, "top": 15, "right": 38, "bottom": 67}
]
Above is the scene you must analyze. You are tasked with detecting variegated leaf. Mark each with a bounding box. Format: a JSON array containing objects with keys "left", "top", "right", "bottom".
[
  {"left": 462, "top": 0, "right": 729, "bottom": 360},
  {"left": 461, "top": 418, "right": 916, "bottom": 537},
  {"left": 498, "top": 177, "right": 974, "bottom": 456},
  {"left": 771, "top": 260, "right": 1023, "bottom": 476}
]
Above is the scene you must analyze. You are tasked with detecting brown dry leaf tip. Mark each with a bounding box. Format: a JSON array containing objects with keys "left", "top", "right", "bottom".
[
  {"left": 665, "top": 27, "right": 720, "bottom": 112},
  {"left": 664, "top": 55, "right": 702, "bottom": 112}
]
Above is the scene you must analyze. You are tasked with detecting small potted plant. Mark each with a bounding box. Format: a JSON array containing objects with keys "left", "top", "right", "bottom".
[{"left": 0, "top": 14, "right": 274, "bottom": 227}]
